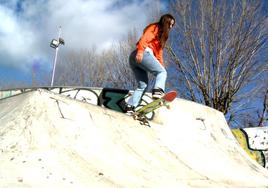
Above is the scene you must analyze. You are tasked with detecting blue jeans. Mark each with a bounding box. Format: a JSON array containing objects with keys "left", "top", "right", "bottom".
[{"left": 127, "top": 50, "right": 167, "bottom": 107}]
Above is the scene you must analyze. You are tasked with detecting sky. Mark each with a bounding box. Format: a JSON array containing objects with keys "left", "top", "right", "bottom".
[
  {"left": 1, "top": 0, "right": 267, "bottom": 89},
  {"left": 0, "top": 0, "right": 168, "bottom": 87}
]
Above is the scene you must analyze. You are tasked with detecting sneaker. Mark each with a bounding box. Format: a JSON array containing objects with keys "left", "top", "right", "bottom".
[
  {"left": 119, "top": 100, "right": 135, "bottom": 114},
  {"left": 152, "top": 88, "right": 165, "bottom": 99},
  {"left": 125, "top": 105, "right": 135, "bottom": 115}
]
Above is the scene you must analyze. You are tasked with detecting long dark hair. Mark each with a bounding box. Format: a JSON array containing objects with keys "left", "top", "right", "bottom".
[
  {"left": 158, "top": 14, "right": 175, "bottom": 48},
  {"left": 144, "top": 14, "right": 175, "bottom": 48}
]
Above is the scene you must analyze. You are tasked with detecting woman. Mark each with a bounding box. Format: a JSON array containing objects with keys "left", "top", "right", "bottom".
[{"left": 121, "top": 14, "right": 175, "bottom": 113}]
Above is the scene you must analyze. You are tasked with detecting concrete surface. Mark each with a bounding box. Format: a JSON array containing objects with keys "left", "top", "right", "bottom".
[{"left": 0, "top": 89, "right": 268, "bottom": 188}]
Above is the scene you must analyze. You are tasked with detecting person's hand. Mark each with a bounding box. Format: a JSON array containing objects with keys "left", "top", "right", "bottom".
[{"left": 136, "top": 53, "right": 143, "bottom": 63}]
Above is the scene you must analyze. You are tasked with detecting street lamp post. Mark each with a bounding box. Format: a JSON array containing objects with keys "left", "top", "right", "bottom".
[{"left": 50, "top": 26, "right": 65, "bottom": 87}]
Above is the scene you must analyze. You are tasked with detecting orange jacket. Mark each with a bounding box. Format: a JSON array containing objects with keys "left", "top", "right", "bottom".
[{"left": 136, "top": 24, "right": 164, "bottom": 66}]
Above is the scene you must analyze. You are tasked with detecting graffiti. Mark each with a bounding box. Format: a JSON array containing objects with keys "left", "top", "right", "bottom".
[
  {"left": 99, "top": 88, "right": 154, "bottom": 119},
  {"left": 0, "top": 87, "right": 100, "bottom": 105},
  {"left": 244, "top": 128, "right": 268, "bottom": 150},
  {"left": 99, "top": 88, "right": 130, "bottom": 112},
  {"left": 232, "top": 129, "right": 267, "bottom": 169},
  {"left": 0, "top": 90, "right": 22, "bottom": 99},
  {"left": 50, "top": 87, "right": 100, "bottom": 105},
  {"left": 0, "top": 86, "right": 154, "bottom": 119}
]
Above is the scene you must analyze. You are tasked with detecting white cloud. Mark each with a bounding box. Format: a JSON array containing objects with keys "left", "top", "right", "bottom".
[
  {"left": 45, "top": 0, "right": 150, "bottom": 50},
  {"left": 0, "top": 0, "right": 162, "bottom": 70},
  {"left": 0, "top": 5, "right": 40, "bottom": 65}
]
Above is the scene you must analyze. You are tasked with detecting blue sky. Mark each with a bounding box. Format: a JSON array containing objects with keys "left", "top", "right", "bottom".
[
  {"left": 1, "top": 0, "right": 267, "bottom": 89},
  {"left": 0, "top": 0, "right": 168, "bottom": 88}
]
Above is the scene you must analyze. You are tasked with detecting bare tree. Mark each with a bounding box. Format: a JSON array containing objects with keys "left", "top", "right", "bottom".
[
  {"left": 99, "top": 28, "right": 139, "bottom": 89},
  {"left": 54, "top": 29, "right": 139, "bottom": 89},
  {"left": 146, "top": 0, "right": 161, "bottom": 23},
  {"left": 233, "top": 88, "right": 267, "bottom": 128},
  {"left": 167, "top": 0, "right": 268, "bottom": 127},
  {"left": 258, "top": 88, "right": 268, "bottom": 126},
  {"left": 0, "top": 79, "right": 29, "bottom": 90},
  {"left": 55, "top": 47, "right": 108, "bottom": 87},
  {"left": 31, "top": 64, "right": 50, "bottom": 87}
]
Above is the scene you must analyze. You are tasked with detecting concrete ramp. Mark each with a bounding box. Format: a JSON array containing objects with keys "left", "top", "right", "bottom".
[{"left": 0, "top": 89, "right": 268, "bottom": 188}]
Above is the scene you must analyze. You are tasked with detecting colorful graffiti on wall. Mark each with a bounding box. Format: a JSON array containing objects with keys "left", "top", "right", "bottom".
[
  {"left": 232, "top": 128, "right": 268, "bottom": 169},
  {"left": 0, "top": 86, "right": 154, "bottom": 119}
]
